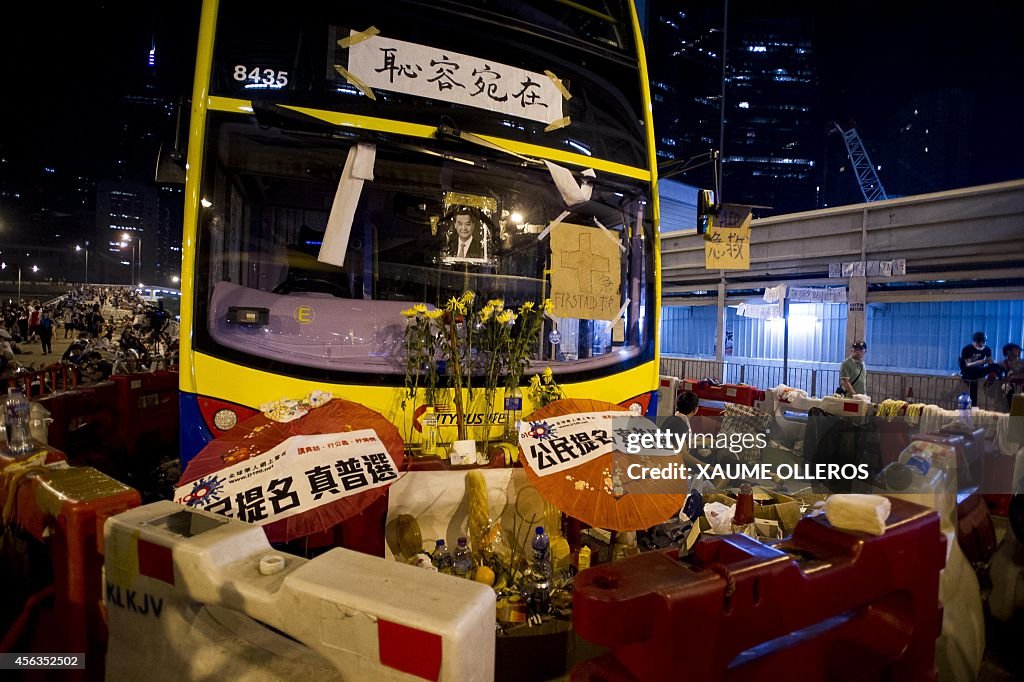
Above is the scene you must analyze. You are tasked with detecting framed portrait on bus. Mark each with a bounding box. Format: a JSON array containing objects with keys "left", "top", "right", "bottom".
[{"left": 439, "top": 192, "right": 496, "bottom": 265}]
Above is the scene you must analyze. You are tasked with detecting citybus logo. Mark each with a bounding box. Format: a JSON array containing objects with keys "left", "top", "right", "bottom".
[
  {"left": 411, "top": 404, "right": 507, "bottom": 432},
  {"left": 293, "top": 305, "right": 315, "bottom": 324}
]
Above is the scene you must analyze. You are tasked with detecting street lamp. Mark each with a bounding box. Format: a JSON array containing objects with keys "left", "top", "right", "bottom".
[
  {"left": 13, "top": 264, "right": 39, "bottom": 304},
  {"left": 121, "top": 233, "right": 143, "bottom": 285},
  {"left": 75, "top": 243, "right": 90, "bottom": 285},
  {"left": 171, "top": 275, "right": 180, "bottom": 284}
]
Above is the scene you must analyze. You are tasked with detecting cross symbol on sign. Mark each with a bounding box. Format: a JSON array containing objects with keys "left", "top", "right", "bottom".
[{"left": 560, "top": 234, "right": 608, "bottom": 293}]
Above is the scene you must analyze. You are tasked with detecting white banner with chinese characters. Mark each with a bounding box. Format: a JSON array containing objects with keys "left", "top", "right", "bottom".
[
  {"left": 347, "top": 33, "right": 563, "bottom": 125},
  {"left": 174, "top": 430, "right": 398, "bottom": 525},
  {"left": 518, "top": 411, "right": 621, "bottom": 477}
]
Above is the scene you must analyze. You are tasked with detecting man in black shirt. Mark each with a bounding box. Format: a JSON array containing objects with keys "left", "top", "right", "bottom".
[{"left": 960, "top": 331, "right": 1003, "bottom": 405}]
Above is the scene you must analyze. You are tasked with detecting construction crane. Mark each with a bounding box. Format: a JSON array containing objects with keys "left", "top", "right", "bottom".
[{"left": 831, "top": 121, "right": 888, "bottom": 202}]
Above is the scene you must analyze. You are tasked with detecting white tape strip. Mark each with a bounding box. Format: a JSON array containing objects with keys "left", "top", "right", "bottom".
[
  {"left": 537, "top": 210, "right": 570, "bottom": 241},
  {"left": 614, "top": 299, "right": 630, "bottom": 321},
  {"left": 594, "top": 218, "right": 626, "bottom": 252}
]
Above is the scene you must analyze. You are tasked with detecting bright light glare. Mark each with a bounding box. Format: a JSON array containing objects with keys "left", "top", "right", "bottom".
[
  {"left": 510, "top": 212, "right": 524, "bottom": 224},
  {"left": 200, "top": 198, "right": 213, "bottom": 208},
  {"left": 171, "top": 276, "right": 180, "bottom": 283},
  {"left": 75, "top": 245, "right": 82, "bottom": 251},
  {"left": 122, "top": 233, "right": 131, "bottom": 241},
  {"left": 32, "top": 265, "right": 39, "bottom": 273}
]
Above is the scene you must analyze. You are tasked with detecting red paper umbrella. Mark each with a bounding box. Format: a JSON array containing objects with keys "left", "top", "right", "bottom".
[
  {"left": 520, "top": 398, "right": 688, "bottom": 531},
  {"left": 179, "top": 398, "right": 405, "bottom": 542}
]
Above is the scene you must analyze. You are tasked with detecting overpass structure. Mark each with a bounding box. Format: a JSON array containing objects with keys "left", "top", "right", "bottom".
[{"left": 660, "top": 179, "right": 1024, "bottom": 361}]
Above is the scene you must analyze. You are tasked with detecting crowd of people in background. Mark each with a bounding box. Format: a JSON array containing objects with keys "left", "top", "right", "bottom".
[
  {"left": 958, "top": 332, "right": 1024, "bottom": 411},
  {"left": 1, "top": 285, "right": 178, "bottom": 385}
]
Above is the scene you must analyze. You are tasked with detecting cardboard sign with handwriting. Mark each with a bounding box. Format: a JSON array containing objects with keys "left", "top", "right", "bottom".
[
  {"left": 704, "top": 205, "right": 752, "bottom": 270},
  {"left": 550, "top": 223, "right": 621, "bottom": 321}
]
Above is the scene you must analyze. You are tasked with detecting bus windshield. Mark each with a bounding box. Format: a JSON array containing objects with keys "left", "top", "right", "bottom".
[
  {"left": 209, "top": 0, "right": 647, "bottom": 168},
  {"left": 193, "top": 112, "right": 654, "bottom": 381}
]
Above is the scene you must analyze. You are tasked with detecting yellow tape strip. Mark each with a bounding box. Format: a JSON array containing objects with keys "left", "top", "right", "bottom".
[
  {"left": 544, "top": 116, "right": 571, "bottom": 133},
  {"left": 544, "top": 70, "right": 572, "bottom": 100},
  {"left": 337, "top": 26, "right": 380, "bottom": 49},
  {"left": 334, "top": 65, "right": 377, "bottom": 100}
]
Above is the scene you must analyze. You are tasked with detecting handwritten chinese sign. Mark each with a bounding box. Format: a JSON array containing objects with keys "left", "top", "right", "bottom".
[
  {"left": 519, "top": 411, "right": 622, "bottom": 477},
  {"left": 174, "top": 430, "right": 398, "bottom": 525},
  {"left": 347, "top": 33, "right": 563, "bottom": 125},
  {"left": 550, "top": 223, "right": 622, "bottom": 321},
  {"left": 703, "top": 204, "right": 752, "bottom": 270}
]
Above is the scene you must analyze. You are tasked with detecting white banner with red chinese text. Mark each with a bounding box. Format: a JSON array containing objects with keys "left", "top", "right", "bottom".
[{"left": 174, "top": 430, "right": 398, "bottom": 525}]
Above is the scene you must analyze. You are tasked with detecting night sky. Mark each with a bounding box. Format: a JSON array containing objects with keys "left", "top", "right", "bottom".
[{"left": 0, "top": 0, "right": 1020, "bottom": 192}]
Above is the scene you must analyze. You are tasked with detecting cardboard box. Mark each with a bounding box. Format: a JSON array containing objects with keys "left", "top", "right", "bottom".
[{"left": 699, "top": 488, "right": 804, "bottom": 535}]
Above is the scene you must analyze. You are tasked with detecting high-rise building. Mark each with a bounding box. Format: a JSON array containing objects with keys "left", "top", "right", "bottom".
[
  {"left": 95, "top": 179, "right": 159, "bottom": 285},
  {"left": 889, "top": 89, "right": 975, "bottom": 197},
  {"left": 647, "top": 1, "right": 821, "bottom": 216},
  {"left": 97, "top": 33, "right": 184, "bottom": 286}
]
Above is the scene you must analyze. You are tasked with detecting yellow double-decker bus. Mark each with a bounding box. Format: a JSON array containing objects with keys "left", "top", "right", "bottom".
[{"left": 179, "top": 0, "right": 661, "bottom": 465}]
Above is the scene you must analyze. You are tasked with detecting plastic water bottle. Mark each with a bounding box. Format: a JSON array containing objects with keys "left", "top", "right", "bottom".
[
  {"left": 4, "top": 388, "right": 33, "bottom": 455},
  {"left": 957, "top": 392, "right": 972, "bottom": 425},
  {"left": 522, "top": 527, "right": 552, "bottom": 615},
  {"left": 422, "top": 406, "right": 438, "bottom": 456},
  {"left": 452, "top": 537, "right": 473, "bottom": 578},
  {"left": 431, "top": 539, "right": 453, "bottom": 574},
  {"left": 503, "top": 388, "right": 523, "bottom": 444}
]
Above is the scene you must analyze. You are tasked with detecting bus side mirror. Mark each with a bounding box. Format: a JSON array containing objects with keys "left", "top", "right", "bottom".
[{"left": 697, "top": 189, "right": 716, "bottom": 235}]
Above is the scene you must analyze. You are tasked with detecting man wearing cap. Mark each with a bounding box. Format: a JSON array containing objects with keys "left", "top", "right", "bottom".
[
  {"left": 960, "top": 332, "right": 1002, "bottom": 405},
  {"left": 840, "top": 341, "right": 868, "bottom": 397}
]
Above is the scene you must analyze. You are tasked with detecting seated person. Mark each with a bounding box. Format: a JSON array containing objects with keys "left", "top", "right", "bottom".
[{"left": 664, "top": 390, "right": 700, "bottom": 437}]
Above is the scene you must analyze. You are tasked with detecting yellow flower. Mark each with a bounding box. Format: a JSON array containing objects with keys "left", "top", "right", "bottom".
[
  {"left": 543, "top": 367, "right": 553, "bottom": 381},
  {"left": 487, "top": 299, "right": 504, "bottom": 310},
  {"left": 425, "top": 309, "right": 443, "bottom": 320},
  {"left": 445, "top": 297, "right": 466, "bottom": 314},
  {"left": 542, "top": 299, "right": 554, "bottom": 314},
  {"left": 530, "top": 374, "right": 542, "bottom": 388},
  {"left": 413, "top": 303, "right": 428, "bottom": 314},
  {"left": 480, "top": 305, "right": 494, "bottom": 322},
  {"left": 496, "top": 310, "right": 513, "bottom": 325},
  {"left": 401, "top": 308, "right": 417, "bottom": 318},
  {"left": 461, "top": 290, "right": 475, "bottom": 305},
  {"left": 518, "top": 301, "right": 535, "bottom": 313}
]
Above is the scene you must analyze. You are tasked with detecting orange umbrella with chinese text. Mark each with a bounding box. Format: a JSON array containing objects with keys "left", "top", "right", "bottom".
[{"left": 519, "top": 398, "right": 687, "bottom": 531}]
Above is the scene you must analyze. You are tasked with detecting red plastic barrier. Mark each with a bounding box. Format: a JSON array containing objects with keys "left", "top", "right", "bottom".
[
  {"left": 572, "top": 497, "right": 945, "bottom": 682},
  {"left": 38, "top": 382, "right": 120, "bottom": 468},
  {"left": 0, "top": 457, "right": 140, "bottom": 676},
  {"left": 680, "top": 379, "right": 765, "bottom": 417},
  {"left": 109, "top": 370, "right": 179, "bottom": 459},
  {"left": 4, "top": 363, "right": 78, "bottom": 398}
]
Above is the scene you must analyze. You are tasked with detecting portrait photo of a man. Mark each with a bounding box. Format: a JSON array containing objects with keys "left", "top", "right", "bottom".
[{"left": 442, "top": 205, "right": 490, "bottom": 263}]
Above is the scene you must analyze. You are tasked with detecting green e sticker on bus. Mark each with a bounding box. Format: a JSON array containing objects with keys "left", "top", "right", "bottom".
[{"left": 294, "top": 306, "right": 315, "bottom": 324}]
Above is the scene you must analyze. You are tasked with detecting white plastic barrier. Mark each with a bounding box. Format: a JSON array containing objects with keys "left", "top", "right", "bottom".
[
  {"left": 657, "top": 375, "right": 679, "bottom": 417},
  {"left": 104, "top": 501, "right": 495, "bottom": 681}
]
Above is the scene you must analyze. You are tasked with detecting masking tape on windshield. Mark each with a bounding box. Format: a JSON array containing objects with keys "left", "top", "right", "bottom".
[
  {"left": 544, "top": 70, "right": 572, "bottom": 100},
  {"left": 544, "top": 116, "right": 571, "bottom": 133},
  {"left": 614, "top": 299, "right": 630, "bottom": 322},
  {"left": 594, "top": 218, "right": 627, "bottom": 252},
  {"left": 337, "top": 26, "right": 380, "bottom": 49},
  {"left": 537, "top": 210, "right": 571, "bottom": 242},
  {"left": 333, "top": 65, "right": 377, "bottom": 100}
]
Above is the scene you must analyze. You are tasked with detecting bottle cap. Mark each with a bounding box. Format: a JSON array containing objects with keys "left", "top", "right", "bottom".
[
  {"left": 457, "top": 537, "right": 467, "bottom": 546},
  {"left": 535, "top": 526, "right": 545, "bottom": 534},
  {"left": 435, "top": 539, "right": 445, "bottom": 547}
]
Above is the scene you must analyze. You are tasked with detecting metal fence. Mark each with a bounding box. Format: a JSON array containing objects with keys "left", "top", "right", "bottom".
[{"left": 660, "top": 356, "right": 1009, "bottom": 412}]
